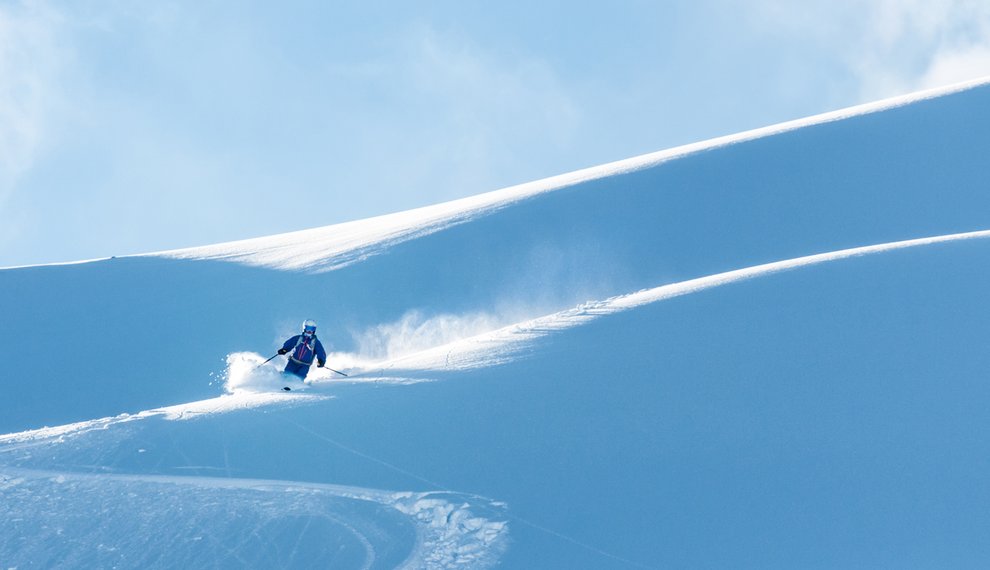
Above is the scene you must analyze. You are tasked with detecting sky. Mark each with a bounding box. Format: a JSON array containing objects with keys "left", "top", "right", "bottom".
[{"left": 2, "top": 0, "right": 990, "bottom": 267}]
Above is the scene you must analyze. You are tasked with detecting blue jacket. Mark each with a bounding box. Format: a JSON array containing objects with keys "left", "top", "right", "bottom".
[{"left": 282, "top": 334, "right": 327, "bottom": 366}]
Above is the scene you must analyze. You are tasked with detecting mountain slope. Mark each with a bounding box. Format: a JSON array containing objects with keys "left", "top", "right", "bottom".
[
  {"left": 5, "top": 234, "right": 990, "bottom": 568},
  {"left": 3, "top": 79, "right": 990, "bottom": 568}
]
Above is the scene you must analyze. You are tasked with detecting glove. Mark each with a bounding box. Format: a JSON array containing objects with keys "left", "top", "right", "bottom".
[
  {"left": 317, "top": 360, "right": 326, "bottom": 368},
  {"left": 277, "top": 348, "right": 288, "bottom": 355}
]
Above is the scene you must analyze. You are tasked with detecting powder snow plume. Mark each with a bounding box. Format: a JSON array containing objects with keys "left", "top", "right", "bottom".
[{"left": 222, "top": 352, "right": 307, "bottom": 393}]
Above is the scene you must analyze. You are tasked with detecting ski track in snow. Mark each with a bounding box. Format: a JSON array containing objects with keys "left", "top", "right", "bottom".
[
  {"left": 0, "top": 468, "right": 509, "bottom": 569},
  {"left": 0, "top": 374, "right": 508, "bottom": 568}
]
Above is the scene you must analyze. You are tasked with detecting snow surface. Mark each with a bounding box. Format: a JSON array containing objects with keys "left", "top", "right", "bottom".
[{"left": 3, "top": 78, "right": 990, "bottom": 568}]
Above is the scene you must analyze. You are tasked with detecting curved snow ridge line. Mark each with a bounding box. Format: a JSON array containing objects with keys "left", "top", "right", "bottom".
[
  {"left": 153, "top": 195, "right": 528, "bottom": 273},
  {"left": 0, "top": 392, "right": 322, "bottom": 445},
  {"left": 0, "top": 468, "right": 509, "bottom": 569},
  {"left": 141, "top": 78, "right": 990, "bottom": 274},
  {"left": 387, "top": 228, "right": 990, "bottom": 372},
  {"left": 607, "top": 228, "right": 990, "bottom": 311}
]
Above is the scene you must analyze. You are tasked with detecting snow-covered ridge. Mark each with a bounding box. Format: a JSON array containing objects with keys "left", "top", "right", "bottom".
[
  {"left": 368, "top": 228, "right": 990, "bottom": 375},
  {"left": 0, "top": 392, "right": 314, "bottom": 446},
  {"left": 8, "top": 227, "right": 984, "bottom": 444},
  {"left": 150, "top": 77, "right": 990, "bottom": 273}
]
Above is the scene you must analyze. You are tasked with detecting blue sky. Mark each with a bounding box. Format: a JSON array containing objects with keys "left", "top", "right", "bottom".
[{"left": 2, "top": 0, "right": 990, "bottom": 267}]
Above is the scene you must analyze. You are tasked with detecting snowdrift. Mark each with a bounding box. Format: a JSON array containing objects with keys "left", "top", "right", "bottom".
[{"left": 3, "top": 78, "right": 990, "bottom": 568}]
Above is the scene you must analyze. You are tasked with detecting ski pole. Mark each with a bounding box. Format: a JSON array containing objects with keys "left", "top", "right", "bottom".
[
  {"left": 325, "top": 366, "right": 348, "bottom": 377},
  {"left": 254, "top": 353, "right": 279, "bottom": 371}
]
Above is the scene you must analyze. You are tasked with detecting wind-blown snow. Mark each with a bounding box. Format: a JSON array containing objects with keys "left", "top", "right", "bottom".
[{"left": 361, "top": 228, "right": 990, "bottom": 376}]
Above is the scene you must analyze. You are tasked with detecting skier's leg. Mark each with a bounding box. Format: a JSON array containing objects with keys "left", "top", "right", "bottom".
[{"left": 283, "top": 360, "right": 309, "bottom": 380}]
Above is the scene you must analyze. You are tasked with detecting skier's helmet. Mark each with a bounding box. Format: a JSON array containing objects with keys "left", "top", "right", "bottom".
[{"left": 302, "top": 319, "right": 317, "bottom": 335}]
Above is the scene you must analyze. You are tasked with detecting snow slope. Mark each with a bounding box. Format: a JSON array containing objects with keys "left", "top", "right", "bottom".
[{"left": 3, "top": 78, "right": 990, "bottom": 568}]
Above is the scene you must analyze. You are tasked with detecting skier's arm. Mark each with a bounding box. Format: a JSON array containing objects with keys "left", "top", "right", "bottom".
[
  {"left": 278, "top": 336, "right": 298, "bottom": 355},
  {"left": 316, "top": 340, "right": 327, "bottom": 367}
]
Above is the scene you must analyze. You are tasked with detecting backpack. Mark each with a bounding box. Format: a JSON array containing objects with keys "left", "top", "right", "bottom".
[{"left": 290, "top": 334, "right": 317, "bottom": 364}]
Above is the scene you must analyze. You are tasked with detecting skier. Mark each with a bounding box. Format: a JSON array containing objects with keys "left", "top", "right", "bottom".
[{"left": 277, "top": 319, "right": 327, "bottom": 380}]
